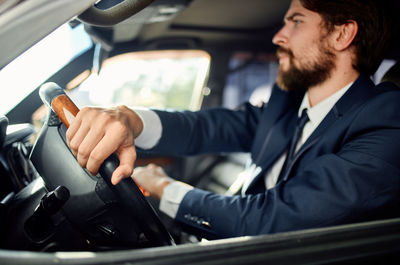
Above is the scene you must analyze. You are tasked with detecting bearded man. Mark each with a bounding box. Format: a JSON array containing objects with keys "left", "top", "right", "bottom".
[{"left": 66, "top": 0, "right": 400, "bottom": 239}]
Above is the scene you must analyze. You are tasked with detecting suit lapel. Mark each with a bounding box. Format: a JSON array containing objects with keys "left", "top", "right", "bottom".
[
  {"left": 246, "top": 85, "right": 302, "bottom": 193},
  {"left": 302, "top": 75, "right": 376, "bottom": 147},
  {"left": 251, "top": 85, "right": 302, "bottom": 167},
  {"left": 247, "top": 75, "right": 377, "bottom": 191},
  {"left": 282, "top": 75, "right": 377, "bottom": 181}
]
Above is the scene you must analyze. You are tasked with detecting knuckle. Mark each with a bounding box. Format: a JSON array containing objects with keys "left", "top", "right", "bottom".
[
  {"left": 99, "top": 110, "right": 109, "bottom": 119},
  {"left": 66, "top": 129, "right": 72, "bottom": 141},
  {"left": 80, "top": 106, "right": 92, "bottom": 113},
  {"left": 69, "top": 139, "right": 79, "bottom": 152},
  {"left": 77, "top": 158, "right": 86, "bottom": 168},
  {"left": 77, "top": 146, "right": 90, "bottom": 160},
  {"left": 89, "top": 150, "right": 103, "bottom": 164},
  {"left": 98, "top": 112, "right": 113, "bottom": 127},
  {"left": 78, "top": 107, "right": 91, "bottom": 118},
  {"left": 114, "top": 120, "right": 127, "bottom": 132},
  {"left": 124, "top": 166, "right": 133, "bottom": 176}
]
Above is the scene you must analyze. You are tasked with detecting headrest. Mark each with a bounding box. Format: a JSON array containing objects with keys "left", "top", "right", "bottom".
[{"left": 381, "top": 61, "right": 400, "bottom": 88}]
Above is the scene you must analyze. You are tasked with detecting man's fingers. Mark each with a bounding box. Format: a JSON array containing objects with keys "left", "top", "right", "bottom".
[
  {"left": 64, "top": 106, "right": 139, "bottom": 181},
  {"left": 111, "top": 164, "right": 132, "bottom": 185},
  {"left": 85, "top": 130, "right": 135, "bottom": 176},
  {"left": 68, "top": 123, "right": 90, "bottom": 157},
  {"left": 66, "top": 116, "right": 81, "bottom": 144},
  {"left": 85, "top": 132, "right": 120, "bottom": 175},
  {"left": 130, "top": 164, "right": 172, "bottom": 199},
  {"left": 111, "top": 146, "right": 136, "bottom": 185},
  {"left": 66, "top": 107, "right": 91, "bottom": 149},
  {"left": 76, "top": 128, "right": 105, "bottom": 168}
]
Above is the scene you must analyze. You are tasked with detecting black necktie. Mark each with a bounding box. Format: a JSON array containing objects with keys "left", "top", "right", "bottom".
[{"left": 278, "top": 109, "right": 309, "bottom": 181}]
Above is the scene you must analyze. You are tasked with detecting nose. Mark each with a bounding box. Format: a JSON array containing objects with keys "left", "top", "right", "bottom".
[{"left": 272, "top": 26, "right": 288, "bottom": 46}]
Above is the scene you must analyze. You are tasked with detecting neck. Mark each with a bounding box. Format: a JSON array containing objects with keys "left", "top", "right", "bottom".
[{"left": 307, "top": 66, "right": 359, "bottom": 107}]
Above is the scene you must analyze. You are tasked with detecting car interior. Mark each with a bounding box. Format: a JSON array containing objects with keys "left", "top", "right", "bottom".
[{"left": 1, "top": 0, "right": 400, "bottom": 264}]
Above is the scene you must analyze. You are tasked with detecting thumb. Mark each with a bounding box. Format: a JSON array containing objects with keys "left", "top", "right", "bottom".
[{"left": 111, "top": 146, "right": 136, "bottom": 185}]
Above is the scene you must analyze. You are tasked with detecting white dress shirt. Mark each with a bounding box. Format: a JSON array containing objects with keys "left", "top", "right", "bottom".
[{"left": 134, "top": 82, "right": 353, "bottom": 218}]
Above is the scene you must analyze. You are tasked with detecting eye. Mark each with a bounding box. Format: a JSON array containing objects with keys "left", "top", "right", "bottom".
[{"left": 293, "top": 19, "right": 302, "bottom": 26}]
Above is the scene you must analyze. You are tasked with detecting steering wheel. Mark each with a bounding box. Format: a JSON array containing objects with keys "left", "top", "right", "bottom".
[
  {"left": 78, "top": 0, "right": 154, "bottom": 26},
  {"left": 31, "top": 82, "right": 174, "bottom": 248}
]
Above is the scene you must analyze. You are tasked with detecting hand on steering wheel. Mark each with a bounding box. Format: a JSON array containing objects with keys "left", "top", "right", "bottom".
[
  {"left": 66, "top": 105, "right": 142, "bottom": 185},
  {"left": 39, "top": 82, "right": 175, "bottom": 247}
]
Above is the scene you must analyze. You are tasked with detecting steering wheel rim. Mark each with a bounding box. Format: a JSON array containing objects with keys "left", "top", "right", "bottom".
[
  {"left": 78, "top": 0, "right": 155, "bottom": 26},
  {"left": 37, "top": 82, "right": 174, "bottom": 247},
  {"left": 98, "top": 153, "right": 175, "bottom": 246}
]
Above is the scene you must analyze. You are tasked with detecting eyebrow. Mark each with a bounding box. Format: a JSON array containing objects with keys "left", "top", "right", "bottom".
[{"left": 284, "top": 12, "right": 306, "bottom": 22}]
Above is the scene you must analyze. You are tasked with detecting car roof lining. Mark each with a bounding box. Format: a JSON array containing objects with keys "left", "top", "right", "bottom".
[
  {"left": 122, "top": 0, "right": 291, "bottom": 46},
  {"left": 1, "top": 0, "right": 399, "bottom": 70}
]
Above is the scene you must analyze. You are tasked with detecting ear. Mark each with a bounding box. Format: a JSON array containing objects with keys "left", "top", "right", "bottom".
[{"left": 331, "top": 20, "right": 358, "bottom": 51}]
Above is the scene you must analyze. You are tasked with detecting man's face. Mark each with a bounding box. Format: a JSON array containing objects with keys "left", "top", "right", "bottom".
[{"left": 272, "top": 0, "right": 336, "bottom": 91}]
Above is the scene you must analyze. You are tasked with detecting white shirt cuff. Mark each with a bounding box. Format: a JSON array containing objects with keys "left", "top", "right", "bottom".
[
  {"left": 159, "top": 181, "right": 194, "bottom": 218},
  {"left": 133, "top": 108, "right": 162, "bottom": 149}
]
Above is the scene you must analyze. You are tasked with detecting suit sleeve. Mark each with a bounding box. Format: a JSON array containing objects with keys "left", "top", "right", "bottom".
[
  {"left": 144, "top": 103, "right": 264, "bottom": 156},
  {"left": 175, "top": 90, "right": 400, "bottom": 239}
]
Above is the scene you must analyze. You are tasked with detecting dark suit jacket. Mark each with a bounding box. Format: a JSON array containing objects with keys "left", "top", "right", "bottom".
[{"left": 148, "top": 75, "right": 400, "bottom": 239}]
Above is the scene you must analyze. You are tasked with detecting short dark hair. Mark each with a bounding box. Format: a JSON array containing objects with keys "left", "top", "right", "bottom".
[{"left": 300, "top": 0, "right": 391, "bottom": 75}]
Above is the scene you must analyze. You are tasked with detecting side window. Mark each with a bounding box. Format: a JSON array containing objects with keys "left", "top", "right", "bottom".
[
  {"left": 0, "top": 23, "right": 92, "bottom": 116},
  {"left": 222, "top": 52, "right": 278, "bottom": 109},
  {"left": 68, "top": 50, "right": 211, "bottom": 111}
]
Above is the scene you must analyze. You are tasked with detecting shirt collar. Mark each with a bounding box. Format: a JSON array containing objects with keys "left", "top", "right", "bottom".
[{"left": 298, "top": 82, "right": 353, "bottom": 128}]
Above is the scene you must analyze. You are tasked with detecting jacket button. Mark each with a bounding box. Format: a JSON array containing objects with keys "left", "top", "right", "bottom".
[{"left": 199, "top": 220, "right": 211, "bottom": 228}]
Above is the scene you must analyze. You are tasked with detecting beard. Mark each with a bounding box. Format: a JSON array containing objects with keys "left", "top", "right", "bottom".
[{"left": 276, "top": 43, "right": 336, "bottom": 92}]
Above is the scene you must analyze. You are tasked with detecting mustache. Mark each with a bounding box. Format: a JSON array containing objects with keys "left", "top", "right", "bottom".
[{"left": 276, "top": 47, "right": 294, "bottom": 59}]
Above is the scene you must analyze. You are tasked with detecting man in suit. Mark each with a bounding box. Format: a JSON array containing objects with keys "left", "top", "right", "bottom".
[{"left": 66, "top": 0, "right": 400, "bottom": 239}]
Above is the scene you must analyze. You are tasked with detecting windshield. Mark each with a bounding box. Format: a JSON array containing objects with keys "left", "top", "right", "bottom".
[
  {"left": 0, "top": 23, "right": 92, "bottom": 115},
  {"left": 69, "top": 50, "right": 211, "bottom": 111}
]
